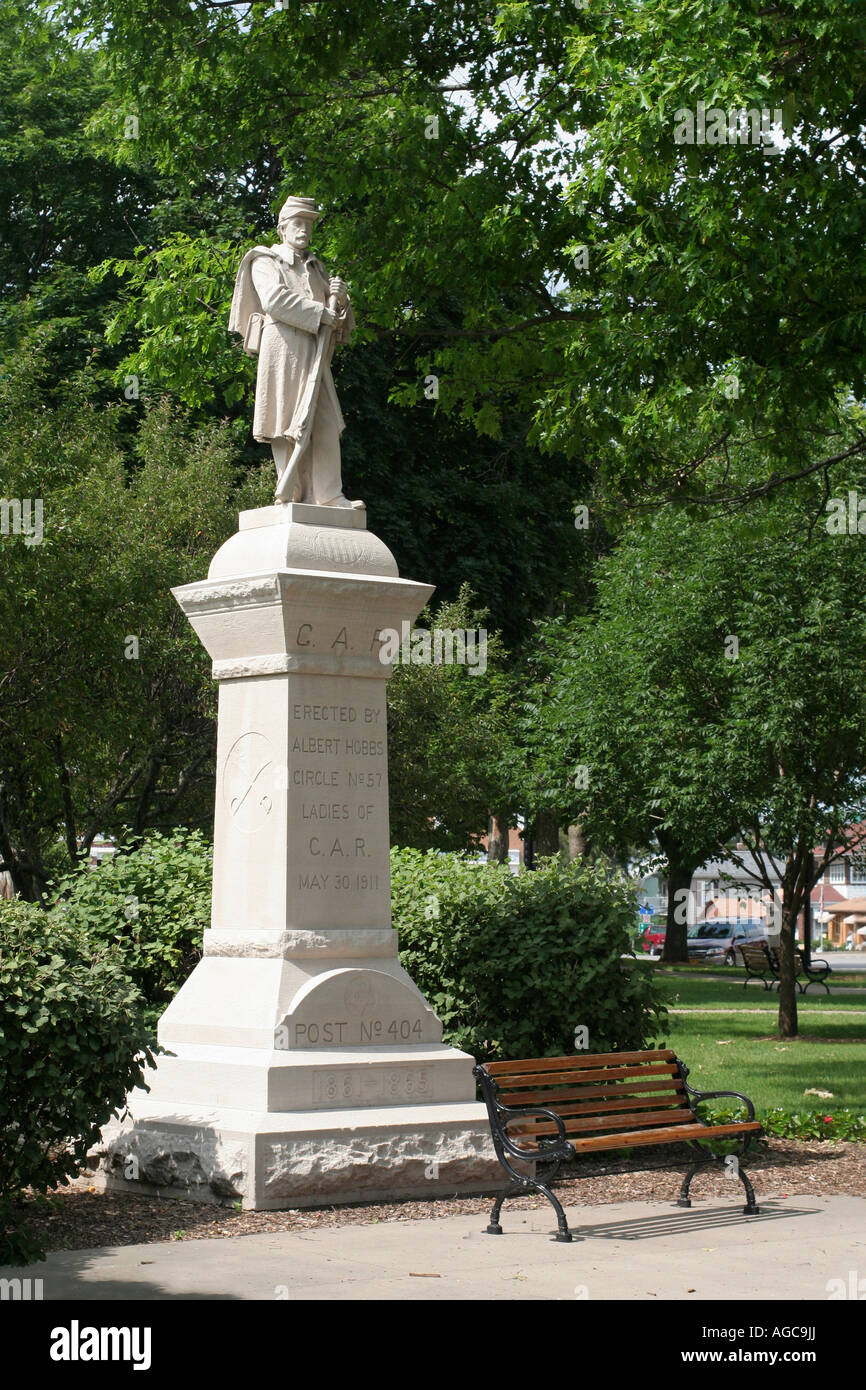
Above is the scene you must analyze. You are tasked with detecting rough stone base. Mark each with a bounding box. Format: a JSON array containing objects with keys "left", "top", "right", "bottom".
[{"left": 93, "top": 1100, "right": 503, "bottom": 1210}]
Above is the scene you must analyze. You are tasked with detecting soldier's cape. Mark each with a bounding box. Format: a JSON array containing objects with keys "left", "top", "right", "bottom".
[{"left": 228, "top": 244, "right": 333, "bottom": 345}]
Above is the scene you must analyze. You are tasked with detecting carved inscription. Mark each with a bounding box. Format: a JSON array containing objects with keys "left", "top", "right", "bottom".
[
  {"left": 290, "top": 1017, "right": 426, "bottom": 1047},
  {"left": 313, "top": 1068, "right": 433, "bottom": 1104},
  {"left": 293, "top": 622, "right": 384, "bottom": 654},
  {"left": 287, "top": 691, "right": 389, "bottom": 900}
]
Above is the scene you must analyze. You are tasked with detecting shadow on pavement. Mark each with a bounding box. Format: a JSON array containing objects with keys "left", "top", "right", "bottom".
[
  {"left": 570, "top": 1200, "right": 819, "bottom": 1241},
  {"left": 0, "top": 1249, "right": 245, "bottom": 1302}
]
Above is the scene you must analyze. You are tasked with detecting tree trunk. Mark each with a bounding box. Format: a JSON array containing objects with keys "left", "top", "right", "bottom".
[
  {"left": 567, "top": 823, "right": 586, "bottom": 862},
  {"left": 533, "top": 809, "right": 560, "bottom": 858},
  {"left": 487, "top": 813, "right": 510, "bottom": 863},
  {"left": 523, "top": 828, "right": 535, "bottom": 871},
  {"left": 0, "top": 815, "right": 49, "bottom": 902},
  {"left": 661, "top": 861, "right": 694, "bottom": 963}
]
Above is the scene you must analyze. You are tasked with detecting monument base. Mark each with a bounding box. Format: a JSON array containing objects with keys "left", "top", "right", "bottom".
[
  {"left": 93, "top": 503, "right": 506, "bottom": 1211},
  {"left": 93, "top": 1095, "right": 500, "bottom": 1210}
]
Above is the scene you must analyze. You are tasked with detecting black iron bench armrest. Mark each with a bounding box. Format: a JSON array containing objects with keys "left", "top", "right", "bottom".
[
  {"left": 473, "top": 1065, "right": 573, "bottom": 1160},
  {"left": 800, "top": 955, "right": 831, "bottom": 979},
  {"left": 683, "top": 1084, "right": 757, "bottom": 1123},
  {"left": 494, "top": 1103, "right": 573, "bottom": 1161}
]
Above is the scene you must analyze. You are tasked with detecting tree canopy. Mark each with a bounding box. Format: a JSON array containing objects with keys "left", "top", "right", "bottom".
[
  {"left": 534, "top": 453, "right": 866, "bottom": 1033},
  {"left": 56, "top": 0, "right": 866, "bottom": 507}
]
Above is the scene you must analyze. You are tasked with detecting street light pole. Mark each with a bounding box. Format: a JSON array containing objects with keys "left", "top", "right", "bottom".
[{"left": 802, "top": 853, "right": 814, "bottom": 971}]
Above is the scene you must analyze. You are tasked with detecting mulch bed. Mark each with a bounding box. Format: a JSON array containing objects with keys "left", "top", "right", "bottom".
[{"left": 13, "top": 1138, "right": 866, "bottom": 1254}]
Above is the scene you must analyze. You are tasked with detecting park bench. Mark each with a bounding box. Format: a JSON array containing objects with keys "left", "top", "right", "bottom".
[
  {"left": 474, "top": 1048, "right": 762, "bottom": 1242},
  {"left": 739, "top": 940, "right": 832, "bottom": 995},
  {"left": 738, "top": 940, "right": 777, "bottom": 990}
]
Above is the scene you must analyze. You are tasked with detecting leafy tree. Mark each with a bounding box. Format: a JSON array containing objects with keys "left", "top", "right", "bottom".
[
  {"left": 0, "top": 0, "right": 158, "bottom": 397},
  {"left": 387, "top": 586, "right": 511, "bottom": 848},
  {"left": 533, "top": 506, "right": 743, "bottom": 961},
  {"left": 0, "top": 354, "right": 270, "bottom": 898},
  {"left": 60, "top": 0, "right": 866, "bottom": 505},
  {"left": 708, "top": 479, "right": 866, "bottom": 1037},
  {"left": 536, "top": 462, "right": 866, "bottom": 1035}
]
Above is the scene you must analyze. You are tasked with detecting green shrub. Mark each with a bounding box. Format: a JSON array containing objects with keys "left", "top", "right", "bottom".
[
  {"left": 49, "top": 828, "right": 212, "bottom": 1022},
  {"left": 703, "top": 1102, "right": 866, "bottom": 1141},
  {"left": 392, "top": 848, "right": 667, "bottom": 1060},
  {"left": 0, "top": 897, "right": 155, "bottom": 1264}
]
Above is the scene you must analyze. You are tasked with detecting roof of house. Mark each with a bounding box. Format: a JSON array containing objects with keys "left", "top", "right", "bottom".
[
  {"left": 811, "top": 883, "right": 845, "bottom": 905},
  {"left": 823, "top": 896, "right": 866, "bottom": 915}
]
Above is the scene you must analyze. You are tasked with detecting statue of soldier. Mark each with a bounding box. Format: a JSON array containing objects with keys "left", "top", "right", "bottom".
[{"left": 229, "top": 196, "right": 363, "bottom": 509}]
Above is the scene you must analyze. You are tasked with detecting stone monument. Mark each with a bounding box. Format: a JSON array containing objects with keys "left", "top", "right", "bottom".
[{"left": 96, "top": 201, "right": 498, "bottom": 1208}]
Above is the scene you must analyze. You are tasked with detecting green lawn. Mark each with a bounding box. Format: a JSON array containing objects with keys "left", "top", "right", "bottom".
[
  {"left": 655, "top": 973, "right": 866, "bottom": 1117},
  {"left": 648, "top": 960, "right": 866, "bottom": 987},
  {"left": 663, "top": 976, "right": 866, "bottom": 1009}
]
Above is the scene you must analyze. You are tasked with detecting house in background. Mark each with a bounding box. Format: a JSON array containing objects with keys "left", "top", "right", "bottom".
[
  {"left": 478, "top": 822, "right": 524, "bottom": 873},
  {"left": 640, "top": 837, "right": 866, "bottom": 947},
  {"left": 87, "top": 835, "right": 116, "bottom": 868}
]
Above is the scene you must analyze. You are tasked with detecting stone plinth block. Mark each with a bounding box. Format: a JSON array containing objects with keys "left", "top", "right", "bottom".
[{"left": 94, "top": 505, "right": 499, "bottom": 1207}]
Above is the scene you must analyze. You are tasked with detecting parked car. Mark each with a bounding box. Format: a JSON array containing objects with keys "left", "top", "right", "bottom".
[
  {"left": 638, "top": 922, "right": 666, "bottom": 953},
  {"left": 687, "top": 918, "right": 768, "bottom": 965}
]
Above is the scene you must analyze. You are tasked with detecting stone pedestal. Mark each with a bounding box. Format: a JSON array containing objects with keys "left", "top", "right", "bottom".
[{"left": 96, "top": 503, "right": 498, "bottom": 1208}]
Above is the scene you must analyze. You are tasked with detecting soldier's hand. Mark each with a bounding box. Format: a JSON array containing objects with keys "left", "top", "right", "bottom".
[
  {"left": 329, "top": 277, "right": 349, "bottom": 305},
  {"left": 321, "top": 307, "right": 338, "bottom": 328}
]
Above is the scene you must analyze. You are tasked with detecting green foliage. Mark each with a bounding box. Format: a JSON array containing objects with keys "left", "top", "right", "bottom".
[
  {"left": 59, "top": 0, "right": 866, "bottom": 504},
  {"left": 50, "top": 829, "right": 212, "bottom": 1020},
  {"left": 91, "top": 233, "right": 257, "bottom": 413},
  {"left": 392, "top": 847, "right": 667, "bottom": 1060},
  {"left": 0, "top": 896, "right": 155, "bottom": 1264},
  {"left": 387, "top": 586, "right": 511, "bottom": 849},
  {"left": 534, "top": 459, "right": 866, "bottom": 987},
  {"left": 0, "top": 0, "right": 161, "bottom": 391},
  {"left": 0, "top": 354, "right": 260, "bottom": 899},
  {"left": 702, "top": 1105, "right": 866, "bottom": 1143}
]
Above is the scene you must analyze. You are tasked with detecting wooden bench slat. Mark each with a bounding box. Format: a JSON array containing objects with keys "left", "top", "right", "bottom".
[
  {"left": 539, "top": 1095, "right": 690, "bottom": 1121},
  {"left": 510, "top": 1119, "right": 762, "bottom": 1153},
  {"left": 486, "top": 1049, "right": 676, "bottom": 1077},
  {"left": 501, "top": 1079, "right": 685, "bottom": 1107},
  {"left": 510, "top": 1108, "right": 696, "bottom": 1139},
  {"left": 495, "top": 1063, "right": 678, "bottom": 1089},
  {"left": 569, "top": 1120, "right": 762, "bottom": 1151}
]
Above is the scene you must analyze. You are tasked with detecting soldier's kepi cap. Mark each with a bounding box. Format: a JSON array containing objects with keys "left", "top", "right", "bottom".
[{"left": 277, "top": 196, "right": 321, "bottom": 223}]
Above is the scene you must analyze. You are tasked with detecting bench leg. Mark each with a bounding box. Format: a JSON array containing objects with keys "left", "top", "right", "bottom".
[
  {"left": 676, "top": 1158, "right": 705, "bottom": 1208},
  {"left": 676, "top": 1152, "right": 760, "bottom": 1215},
  {"left": 486, "top": 1178, "right": 574, "bottom": 1242},
  {"left": 486, "top": 1181, "right": 526, "bottom": 1235},
  {"left": 802, "top": 978, "right": 831, "bottom": 996},
  {"left": 534, "top": 1180, "right": 574, "bottom": 1242},
  {"left": 737, "top": 1162, "right": 760, "bottom": 1215}
]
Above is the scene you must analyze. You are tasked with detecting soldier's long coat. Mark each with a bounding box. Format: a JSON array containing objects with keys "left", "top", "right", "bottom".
[{"left": 228, "top": 244, "right": 355, "bottom": 443}]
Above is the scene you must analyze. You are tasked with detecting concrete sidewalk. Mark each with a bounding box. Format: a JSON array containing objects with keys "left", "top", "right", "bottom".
[{"left": 3, "top": 1195, "right": 864, "bottom": 1300}]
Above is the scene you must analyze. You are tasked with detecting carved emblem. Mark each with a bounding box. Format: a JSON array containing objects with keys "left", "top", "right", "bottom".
[{"left": 222, "top": 732, "right": 275, "bottom": 833}]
